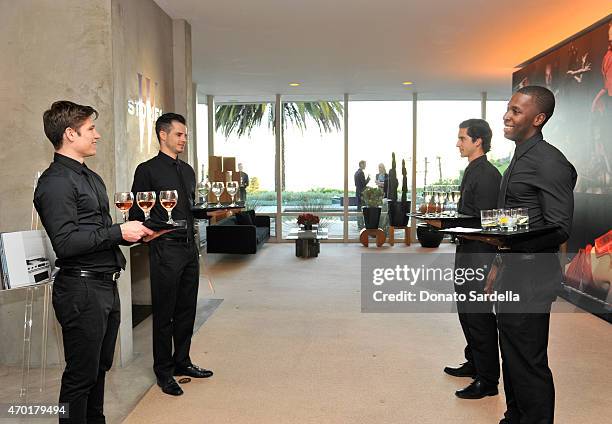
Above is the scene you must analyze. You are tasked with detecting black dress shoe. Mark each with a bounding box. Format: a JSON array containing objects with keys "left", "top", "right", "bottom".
[
  {"left": 174, "top": 363, "right": 214, "bottom": 378},
  {"left": 443, "top": 362, "right": 477, "bottom": 378},
  {"left": 455, "top": 379, "right": 498, "bottom": 399},
  {"left": 157, "top": 377, "right": 183, "bottom": 396},
  {"left": 499, "top": 410, "right": 519, "bottom": 423}
]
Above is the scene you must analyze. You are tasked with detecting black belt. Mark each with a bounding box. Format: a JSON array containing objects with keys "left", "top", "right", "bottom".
[
  {"left": 157, "top": 237, "right": 192, "bottom": 244},
  {"left": 60, "top": 269, "right": 121, "bottom": 282},
  {"left": 498, "top": 251, "right": 558, "bottom": 263}
]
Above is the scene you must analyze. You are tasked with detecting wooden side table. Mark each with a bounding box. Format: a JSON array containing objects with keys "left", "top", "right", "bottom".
[
  {"left": 359, "top": 228, "right": 386, "bottom": 247},
  {"left": 389, "top": 226, "right": 411, "bottom": 246}
]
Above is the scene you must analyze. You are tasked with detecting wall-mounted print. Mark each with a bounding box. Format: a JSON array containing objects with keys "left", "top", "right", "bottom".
[{"left": 513, "top": 15, "right": 612, "bottom": 314}]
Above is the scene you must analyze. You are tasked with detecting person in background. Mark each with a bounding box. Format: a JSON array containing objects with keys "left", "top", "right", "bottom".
[
  {"left": 238, "top": 162, "right": 249, "bottom": 202},
  {"left": 375, "top": 163, "right": 389, "bottom": 199},
  {"left": 354, "top": 160, "right": 370, "bottom": 207}
]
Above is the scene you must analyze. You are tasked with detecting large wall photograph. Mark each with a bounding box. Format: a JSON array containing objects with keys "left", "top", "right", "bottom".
[{"left": 512, "top": 15, "right": 612, "bottom": 310}]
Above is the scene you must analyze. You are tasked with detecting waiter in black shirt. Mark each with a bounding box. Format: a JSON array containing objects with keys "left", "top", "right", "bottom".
[
  {"left": 494, "top": 86, "right": 576, "bottom": 424},
  {"left": 444, "top": 119, "right": 501, "bottom": 399},
  {"left": 130, "top": 113, "right": 213, "bottom": 396},
  {"left": 34, "top": 101, "right": 152, "bottom": 423}
]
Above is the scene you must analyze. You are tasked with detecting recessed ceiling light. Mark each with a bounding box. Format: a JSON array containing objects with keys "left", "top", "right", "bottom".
[
  {"left": 402, "top": 81, "right": 413, "bottom": 86},
  {"left": 289, "top": 82, "right": 300, "bottom": 87}
]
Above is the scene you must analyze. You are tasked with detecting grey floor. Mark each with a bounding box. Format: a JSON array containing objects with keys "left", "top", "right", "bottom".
[
  {"left": 0, "top": 296, "right": 222, "bottom": 424},
  {"left": 125, "top": 244, "right": 611, "bottom": 424},
  {"left": 1, "top": 243, "right": 610, "bottom": 424}
]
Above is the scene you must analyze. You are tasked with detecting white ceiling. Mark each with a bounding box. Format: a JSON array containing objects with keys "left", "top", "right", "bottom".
[{"left": 153, "top": 0, "right": 611, "bottom": 102}]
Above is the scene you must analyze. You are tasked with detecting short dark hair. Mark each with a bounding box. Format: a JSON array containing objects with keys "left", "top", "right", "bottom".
[
  {"left": 155, "top": 113, "right": 186, "bottom": 142},
  {"left": 42, "top": 101, "right": 98, "bottom": 150},
  {"left": 359, "top": 160, "right": 366, "bottom": 167},
  {"left": 459, "top": 119, "right": 492, "bottom": 153},
  {"left": 517, "top": 85, "right": 555, "bottom": 126}
]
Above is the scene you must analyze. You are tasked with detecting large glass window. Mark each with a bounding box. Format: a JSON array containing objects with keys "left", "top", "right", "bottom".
[
  {"left": 348, "top": 101, "right": 413, "bottom": 238},
  {"left": 214, "top": 102, "right": 276, "bottom": 212},
  {"left": 487, "top": 100, "right": 514, "bottom": 175},
  {"left": 280, "top": 214, "right": 344, "bottom": 240},
  {"left": 282, "top": 100, "right": 344, "bottom": 214},
  {"left": 202, "top": 95, "right": 512, "bottom": 242},
  {"left": 416, "top": 101, "right": 481, "bottom": 210}
]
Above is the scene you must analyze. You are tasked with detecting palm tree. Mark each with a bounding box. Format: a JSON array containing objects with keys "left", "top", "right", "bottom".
[{"left": 215, "top": 101, "right": 344, "bottom": 190}]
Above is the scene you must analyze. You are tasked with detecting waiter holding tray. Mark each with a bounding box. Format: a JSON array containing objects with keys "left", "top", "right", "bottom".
[
  {"left": 130, "top": 113, "right": 213, "bottom": 397},
  {"left": 443, "top": 119, "right": 502, "bottom": 400},
  {"left": 458, "top": 86, "right": 576, "bottom": 424}
]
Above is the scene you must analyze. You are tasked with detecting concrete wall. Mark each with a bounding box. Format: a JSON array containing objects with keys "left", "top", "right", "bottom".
[
  {"left": 112, "top": 0, "right": 175, "bottom": 193},
  {"left": 0, "top": 0, "right": 115, "bottom": 233},
  {"left": 0, "top": 0, "right": 194, "bottom": 366},
  {"left": 0, "top": 0, "right": 115, "bottom": 367}
]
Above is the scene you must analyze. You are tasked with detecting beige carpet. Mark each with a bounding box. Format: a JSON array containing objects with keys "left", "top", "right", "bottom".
[{"left": 123, "top": 243, "right": 611, "bottom": 424}]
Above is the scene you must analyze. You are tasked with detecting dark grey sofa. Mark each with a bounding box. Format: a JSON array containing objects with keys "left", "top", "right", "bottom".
[{"left": 206, "top": 213, "right": 270, "bottom": 254}]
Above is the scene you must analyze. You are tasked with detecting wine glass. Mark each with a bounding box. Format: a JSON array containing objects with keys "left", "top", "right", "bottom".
[
  {"left": 211, "top": 182, "right": 224, "bottom": 207},
  {"left": 432, "top": 191, "right": 440, "bottom": 216},
  {"left": 451, "top": 190, "right": 460, "bottom": 216},
  {"left": 136, "top": 191, "right": 156, "bottom": 220},
  {"left": 159, "top": 190, "right": 178, "bottom": 224},
  {"left": 226, "top": 181, "right": 238, "bottom": 206},
  {"left": 453, "top": 190, "right": 461, "bottom": 213},
  {"left": 198, "top": 178, "right": 211, "bottom": 206},
  {"left": 114, "top": 192, "right": 134, "bottom": 223},
  {"left": 423, "top": 189, "right": 432, "bottom": 216},
  {"left": 440, "top": 190, "right": 448, "bottom": 214}
]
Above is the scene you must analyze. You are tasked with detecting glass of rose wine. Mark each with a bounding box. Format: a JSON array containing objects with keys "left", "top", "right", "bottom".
[
  {"left": 114, "top": 192, "right": 134, "bottom": 222},
  {"left": 136, "top": 191, "right": 156, "bottom": 220},
  {"left": 159, "top": 190, "right": 178, "bottom": 224}
]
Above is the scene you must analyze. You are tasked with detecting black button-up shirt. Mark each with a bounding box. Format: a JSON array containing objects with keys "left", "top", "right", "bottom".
[
  {"left": 129, "top": 151, "right": 196, "bottom": 240},
  {"left": 458, "top": 155, "right": 501, "bottom": 218},
  {"left": 499, "top": 132, "right": 577, "bottom": 252},
  {"left": 33, "top": 153, "right": 125, "bottom": 272}
]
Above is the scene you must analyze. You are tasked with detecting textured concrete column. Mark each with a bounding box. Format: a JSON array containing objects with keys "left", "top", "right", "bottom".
[
  {"left": 173, "top": 19, "right": 195, "bottom": 169},
  {"left": 116, "top": 246, "right": 134, "bottom": 367}
]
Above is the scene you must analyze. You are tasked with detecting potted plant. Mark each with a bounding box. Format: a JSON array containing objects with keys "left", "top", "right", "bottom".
[
  {"left": 388, "top": 157, "right": 410, "bottom": 226},
  {"left": 388, "top": 152, "right": 399, "bottom": 202},
  {"left": 361, "top": 187, "right": 383, "bottom": 229},
  {"left": 417, "top": 223, "right": 444, "bottom": 248},
  {"left": 297, "top": 213, "right": 320, "bottom": 231}
]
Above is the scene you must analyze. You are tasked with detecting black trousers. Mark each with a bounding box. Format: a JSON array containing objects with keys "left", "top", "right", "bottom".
[
  {"left": 53, "top": 272, "right": 120, "bottom": 424},
  {"left": 149, "top": 239, "right": 199, "bottom": 380},
  {"left": 496, "top": 254, "right": 558, "bottom": 423},
  {"left": 498, "top": 313, "right": 554, "bottom": 424},
  {"left": 454, "top": 241, "right": 500, "bottom": 386}
]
